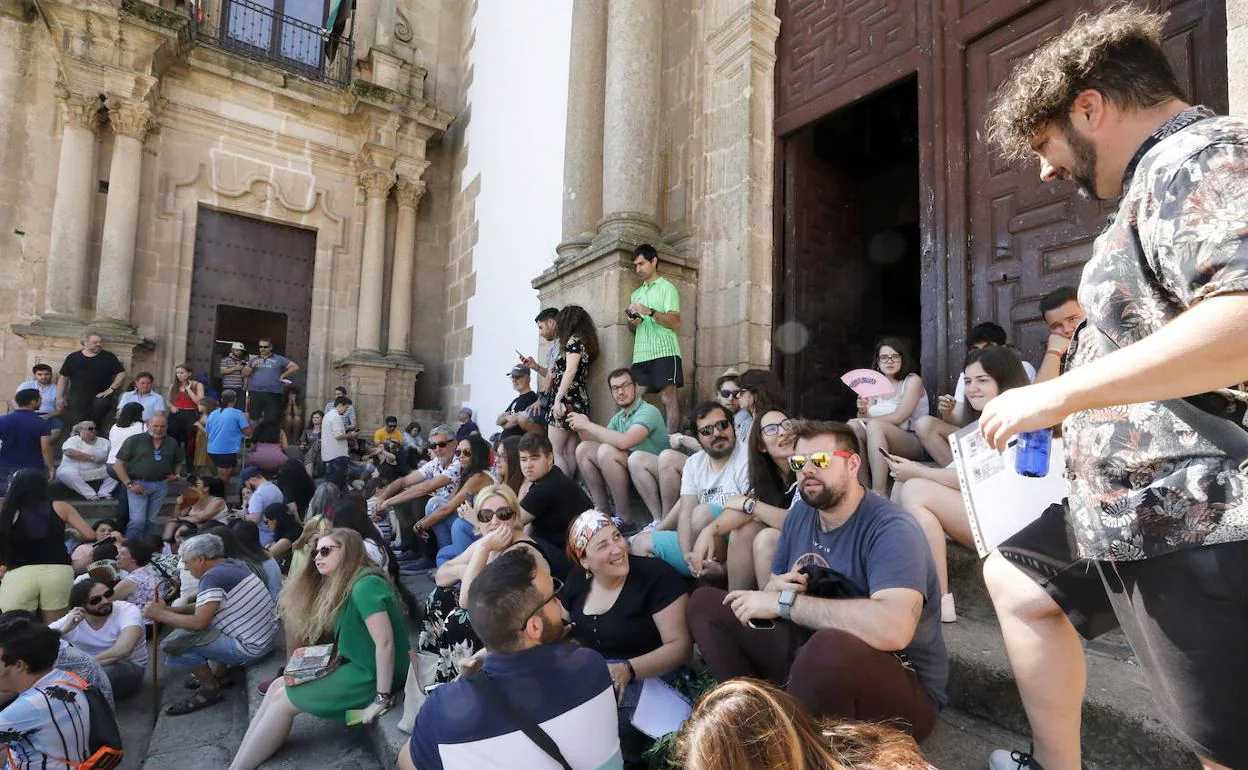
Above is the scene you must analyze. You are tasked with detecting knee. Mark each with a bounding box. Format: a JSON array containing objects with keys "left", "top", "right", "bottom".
[
  {"left": 864, "top": 420, "right": 887, "bottom": 442},
  {"left": 629, "top": 533, "right": 653, "bottom": 556},
  {"left": 597, "top": 444, "right": 625, "bottom": 466},
  {"left": 983, "top": 551, "right": 1058, "bottom": 619},
  {"left": 791, "top": 628, "right": 874, "bottom": 680},
  {"left": 574, "top": 442, "right": 596, "bottom": 465},
  {"left": 686, "top": 586, "right": 728, "bottom": 629},
  {"left": 728, "top": 522, "right": 761, "bottom": 548},
  {"left": 753, "top": 527, "right": 780, "bottom": 567},
  {"left": 626, "top": 452, "right": 651, "bottom": 477},
  {"left": 913, "top": 416, "right": 938, "bottom": 442}
]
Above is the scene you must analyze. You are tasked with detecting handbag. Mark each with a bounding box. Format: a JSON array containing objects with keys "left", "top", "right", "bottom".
[
  {"left": 467, "top": 672, "right": 573, "bottom": 770},
  {"left": 397, "top": 650, "right": 440, "bottom": 734},
  {"left": 284, "top": 637, "right": 341, "bottom": 687}
]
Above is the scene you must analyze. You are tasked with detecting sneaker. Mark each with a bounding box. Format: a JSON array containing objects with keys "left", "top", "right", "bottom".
[
  {"left": 988, "top": 747, "right": 1045, "bottom": 770},
  {"left": 941, "top": 592, "right": 958, "bottom": 623}
]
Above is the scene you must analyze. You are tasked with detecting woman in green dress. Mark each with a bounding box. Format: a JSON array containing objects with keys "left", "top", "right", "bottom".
[{"left": 229, "top": 527, "right": 409, "bottom": 770}]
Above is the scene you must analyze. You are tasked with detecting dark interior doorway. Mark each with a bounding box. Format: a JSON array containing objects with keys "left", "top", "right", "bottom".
[
  {"left": 776, "top": 77, "right": 922, "bottom": 420},
  {"left": 211, "top": 305, "right": 292, "bottom": 392}
]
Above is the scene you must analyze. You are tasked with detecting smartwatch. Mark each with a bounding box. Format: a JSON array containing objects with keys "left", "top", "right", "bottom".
[
  {"left": 778, "top": 589, "right": 796, "bottom": 621},
  {"left": 743, "top": 496, "right": 757, "bottom": 516}
]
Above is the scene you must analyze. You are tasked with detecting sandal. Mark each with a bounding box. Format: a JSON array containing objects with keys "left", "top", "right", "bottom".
[
  {"left": 183, "top": 671, "right": 235, "bottom": 690},
  {"left": 166, "top": 688, "right": 225, "bottom": 715}
]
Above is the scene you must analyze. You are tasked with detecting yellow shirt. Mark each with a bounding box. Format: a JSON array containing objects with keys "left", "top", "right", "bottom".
[{"left": 373, "top": 428, "right": 402, "bottom": 444}]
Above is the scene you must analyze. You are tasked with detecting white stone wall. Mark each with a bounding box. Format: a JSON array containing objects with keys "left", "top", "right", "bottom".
[{"left": 1230, "top": 0, "right": 1248, "bottom": 115}]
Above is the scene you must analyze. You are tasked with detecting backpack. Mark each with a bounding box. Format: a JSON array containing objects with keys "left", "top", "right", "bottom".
[{"left": 33, "top": 672, "right": 124, "bottom": 770}]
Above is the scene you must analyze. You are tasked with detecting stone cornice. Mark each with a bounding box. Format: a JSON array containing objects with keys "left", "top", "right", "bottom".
[{"left": 708, "top": 1, "right": 781, "bottom": 73}]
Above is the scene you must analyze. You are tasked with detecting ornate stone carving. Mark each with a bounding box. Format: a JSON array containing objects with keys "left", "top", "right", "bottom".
[
  {"left": 394, "top": 10, "right": 414, "bottom": 43},
  {"left": 358, "top": 167, "right": 396, "bottom": 199},
  {"left": 394, "top": 178, "right": 426, "bottom": 208},
  {"left": 55, "top": 87, "right": 103, "bottom": 132},
  {"left": 107, "top": 99, "right": 154, "bottom": 141}
]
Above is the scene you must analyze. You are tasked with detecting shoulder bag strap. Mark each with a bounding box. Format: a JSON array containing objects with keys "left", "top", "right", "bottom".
[{"left": 466, "top": 673, "right": 573, "bottom": 770}]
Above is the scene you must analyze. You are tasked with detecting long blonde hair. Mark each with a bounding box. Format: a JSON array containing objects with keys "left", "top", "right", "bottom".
[
  {"left": 277, "top": 528, "right": 381, "bottom": 645},
  {"left": 673, "top": 679, "right": 932, "bottom": 770}
]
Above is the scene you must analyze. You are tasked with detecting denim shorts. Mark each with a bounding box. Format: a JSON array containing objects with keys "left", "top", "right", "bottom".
[{"left": 163, "top": 630, "right": 264, "bottom": 669}]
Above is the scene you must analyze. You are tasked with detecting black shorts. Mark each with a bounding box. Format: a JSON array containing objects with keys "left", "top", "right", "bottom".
[
  {"left": 997, "top": 501, "right": 1118, "bottom": 640},
  {"left": 1098, "top": 541, "right": 1248, "bottom": 767},
  {"left": 208, "top": 452, "right": 237, "bottom": 469},
  {"left": 631, "top": 356, "right": 684, "bottom": 390}
]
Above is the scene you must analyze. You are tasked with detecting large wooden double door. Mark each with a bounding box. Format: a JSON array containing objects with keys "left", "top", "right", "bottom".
[{"left": 774, "top": 0, "right": 1228, "bottom": 412}]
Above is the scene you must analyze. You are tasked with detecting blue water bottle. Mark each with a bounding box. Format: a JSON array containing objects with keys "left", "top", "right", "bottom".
[{"left": 1014, "top": 429, "right": 1052, "bottom": 478}]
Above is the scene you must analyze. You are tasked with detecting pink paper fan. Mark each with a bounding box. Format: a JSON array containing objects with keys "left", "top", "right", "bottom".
[{"left": 840, "top": 369, "right": 894, "bottom": 398}]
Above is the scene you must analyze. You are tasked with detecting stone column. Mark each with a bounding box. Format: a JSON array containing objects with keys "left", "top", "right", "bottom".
[
  {"left": 1231, "top": 0, "right": 1248, "bottom": 115},
  {"left": 557, "top": 0, "right": 608, "bottom": 257},
  {"left": 95, "top": 99, "right": 153, "bottom": 325},
  {"left": 45, "top": 89, "right": 102, "bottom": 318},
  {"left": 599, "top": 0, "right": 663, "bottom": 239},
  {"left": 355, "top": 166, "right": 395, "bottom": 353},
  {"left": 387, "top": 177, "right": 425, "bottom": 355}
]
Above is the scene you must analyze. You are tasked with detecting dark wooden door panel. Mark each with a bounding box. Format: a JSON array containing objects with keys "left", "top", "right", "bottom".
[{"left": 188, "top": 207, "right": 316, "bottom": 396}]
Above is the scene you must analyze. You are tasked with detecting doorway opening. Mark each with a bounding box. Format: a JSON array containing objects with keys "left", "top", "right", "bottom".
[
  {"left": 211, "top": 305, "right": 291, "bottom": 391},
  {"left": 776, "top": 77, "right": 921, "bottom": 420}
]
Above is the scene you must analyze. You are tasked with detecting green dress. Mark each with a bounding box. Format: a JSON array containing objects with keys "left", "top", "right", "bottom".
[{"left": 286, "top": 571, "right": 409, "bottom": 721}]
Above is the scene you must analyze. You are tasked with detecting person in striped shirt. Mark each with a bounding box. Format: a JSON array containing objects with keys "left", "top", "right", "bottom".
[{"left": 144, "top": 533, "right": 278, "bottom": 716}]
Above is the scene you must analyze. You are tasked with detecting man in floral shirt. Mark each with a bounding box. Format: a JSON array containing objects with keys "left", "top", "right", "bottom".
[{"left": 981, "top": 6, "right": 1248, "bottom": 770}]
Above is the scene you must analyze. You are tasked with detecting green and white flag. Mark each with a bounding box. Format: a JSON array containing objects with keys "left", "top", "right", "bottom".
[{"left": 325, "top": 0, "right": 350, "bottom": 62}]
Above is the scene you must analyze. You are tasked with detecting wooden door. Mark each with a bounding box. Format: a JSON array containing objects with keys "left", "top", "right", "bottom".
[
  {"left": 957, "top": 0, "right": 1228, "bottom": 364},
  {"left": 187, "top": 207, "right": 316, "bottom": 396}
]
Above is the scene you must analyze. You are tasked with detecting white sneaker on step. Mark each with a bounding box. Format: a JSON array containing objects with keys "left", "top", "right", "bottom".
[
  {"left": 940, "top": 592, "right": 958, "bottom": 623},
  {"left": 988, "top": 747, "right": 1043, "bottom": 769}
]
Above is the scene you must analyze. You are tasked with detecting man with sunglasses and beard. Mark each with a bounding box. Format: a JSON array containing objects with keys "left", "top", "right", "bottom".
[
  {"left": 51, "top": 579, "right": 147, "bottom": 701},
  {"left": 630, "top": 402, "right": 749, "bottom": 580},
  {"left": 685, "top": 420, "right": 946, "bottom": 740},
  {"left": 373, "top": 425, "right": 462, "bottom": 564},
  {"left": 401, "top": 546, "right": 623, "bottom": 770}
]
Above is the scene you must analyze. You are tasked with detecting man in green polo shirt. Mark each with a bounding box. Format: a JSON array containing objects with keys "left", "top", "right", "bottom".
[
  {"left": 627, "top": 243, "right": 683, "bottom": 433},
  {"left": 567, "top": 368, "right": 668, "bottom": 526}
]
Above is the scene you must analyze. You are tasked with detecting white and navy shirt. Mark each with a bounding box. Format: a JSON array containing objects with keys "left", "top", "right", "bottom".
[{"left": 197, "top": 558, "right": 277, "bottom": 657}]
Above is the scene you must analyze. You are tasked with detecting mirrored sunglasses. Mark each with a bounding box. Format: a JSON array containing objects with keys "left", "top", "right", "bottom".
[{"left": 788, "top": 450, "right": 854, "bottom": 472}]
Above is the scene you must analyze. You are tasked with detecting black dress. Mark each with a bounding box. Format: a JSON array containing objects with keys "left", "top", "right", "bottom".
[{"left": 549, "top": 335, "right": 590, "bottom": 431}]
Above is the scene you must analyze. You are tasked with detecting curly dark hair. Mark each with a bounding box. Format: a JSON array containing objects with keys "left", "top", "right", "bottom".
[
  {"left": 556, "top": 305, "right": 601, "bottom": 366},
  {"left": 987, "top": 4, "right": 1185, "bottom": 161}
]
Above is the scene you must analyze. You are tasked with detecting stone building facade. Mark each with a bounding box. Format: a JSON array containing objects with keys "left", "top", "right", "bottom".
[
  {"left": 537, "top": 0, "right": 1246, "bottom": 423},
  {"left": 0, "top": 0, "right": 478, "bottom": 426}
]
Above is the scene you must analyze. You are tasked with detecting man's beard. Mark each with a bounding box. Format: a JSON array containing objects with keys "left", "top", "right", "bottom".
[
  {"left": 1064, "top": 125, "right": 1100, "bottom": 200},
  {"left": 704, "top": 437, "right": 734, "bottom": 460},
  {"left": 537, "top": 615, "right": 567, "bottom": 645},
  {"left": 86, "top": 604, "right": 112, "bottom": 617},
  {"left": 799, "top": 480, "right": 845, "bottom": 511}
]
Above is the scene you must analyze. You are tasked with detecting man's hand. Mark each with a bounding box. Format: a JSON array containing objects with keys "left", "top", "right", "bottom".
[
  {"left": 56, "top": 396, "right": 66, "bottom": 411},
  {"left": 628, "top": 303, "right": 651, "bottom": 317},
  {"left": 979, "top": 380, "right": 1069, "bottom": 451},
  {"left": 520, "top": 354, "right": 539, "bottom": 371},
  {"left": 566, "top": 412, "right": 590, "bottom": 432},
  {"left": 688, "top": 528, "right": 719, "bottom": 577},
  {"left": 525, "top": 400, "right": 543, "bottom": 417},
  {"left": 668, "top": 432, "right": 685, "bottom": 450},
  {"left": 128, "top": 482, "right": 146, "bottom": 496},
  {"left": 165, "top": 474, "right": 180, "bottom": 483},
  {"left": 764, "top": 570, "right": 808, "bottom": 594},
  {"left": 94, "top": 389, "right": 111, "bottom": 399},
  {"left": 62, "top": 607, "right": 87, "bottom": 631},
  {"left": 1047, "top": 332, "right": 1072, "bottom": 355},
  {"left": 457, "top": 648, "right": 487, "bottom": 677},
  {"left": 142, "top": 595, "right": 167, "bottom": 622},
  {"left": 724, "top": 590, "right": 781, "bottom": 626}
]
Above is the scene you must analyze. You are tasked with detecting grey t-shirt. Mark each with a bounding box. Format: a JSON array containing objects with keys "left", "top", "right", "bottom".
[
  {"left": 771, "top": 492, "right": 948, "bottom": 708},
  {"left": 246, "top": 354, "right": 291, "bottom": 393}
]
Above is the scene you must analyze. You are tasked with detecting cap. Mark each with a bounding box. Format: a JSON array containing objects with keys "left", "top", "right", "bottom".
[
  {"left": 506, "top": 365, "right": 530, "bottom": 378},
  {"left": 231, "top": 342, "right": 245, "bottom": 351},
  {"left": 239, "top": 467, "right": 263, "bottom": 483}
]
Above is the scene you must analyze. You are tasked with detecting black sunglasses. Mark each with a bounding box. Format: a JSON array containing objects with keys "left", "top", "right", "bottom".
[
  {"left": 314, "top": 544, "right": 341, "bottom": 559},
  {"left": 696, "top": 418, "right": 733, "bottom": 437},
  {"left": 430, "top": 440, "right": 453, "bottom": 450},
  {"left": 455, "top": 448, "right": 472, "bottom": 458},
  {"left": 719, "top": 389, "right": 741, "bottom": 399},
  {"left": 87, "top": 588, "right": 115, "bottom": 607},
  {"left": 477, "top": 506, "right": 516, "bottom": 524}
]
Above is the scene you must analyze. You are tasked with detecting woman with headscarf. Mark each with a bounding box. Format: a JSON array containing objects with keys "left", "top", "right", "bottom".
[{"left": 55, "top": 420, "right": 116, "bottom": 500}]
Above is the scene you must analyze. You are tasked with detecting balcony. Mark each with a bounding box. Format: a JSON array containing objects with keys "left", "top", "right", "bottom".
[{"left": 190, "top": 0, "right": 353, "bottom": 89}]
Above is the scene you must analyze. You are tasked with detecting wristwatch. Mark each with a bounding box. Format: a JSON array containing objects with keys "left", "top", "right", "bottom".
[
  {"left": 743, "top": 496, "right": 757, "bottom": 516},
  {"left": 647, "top": 307, "right": 655, "bottom": 317},
  {"left": 778, "top": 589, "right": 796, "bottom": 621}
]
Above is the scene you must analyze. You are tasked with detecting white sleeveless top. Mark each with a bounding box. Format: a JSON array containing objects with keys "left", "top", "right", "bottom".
[{"left": 866, "top": 377, "right": 929, "bottom": 431}]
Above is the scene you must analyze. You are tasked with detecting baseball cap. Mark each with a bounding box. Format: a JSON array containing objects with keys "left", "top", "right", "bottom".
[
  {"left": 231, "top": 342, "right": 245, "bottom": 351},
  {"left": 239, "top": 467, "right": 263, "bottom": 483},
  {"left": 506, "top": 365, "right": 530, "bottom": 378}
]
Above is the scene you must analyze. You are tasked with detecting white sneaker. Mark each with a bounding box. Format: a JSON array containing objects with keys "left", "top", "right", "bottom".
[
  {"left": 988, "top": 748, "right": 1042, "bottom": 770},
  {"left": 940, "top": 592, "right": 958, "bottom": 623}
]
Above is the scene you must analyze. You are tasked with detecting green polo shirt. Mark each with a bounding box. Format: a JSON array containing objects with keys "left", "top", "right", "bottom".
[
  {"left": 630, "top": 277, "right": 681, "bottom": 363},
  {"left": 606, "top": 399, "right": 669, "bottom": 456},
  {"left": 115, "top": 434, "right": 186, "bottom": 481}
]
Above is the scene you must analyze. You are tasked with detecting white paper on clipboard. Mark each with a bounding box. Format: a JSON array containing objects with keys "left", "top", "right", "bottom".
[
  {"left": 949, "top": 422, "right": 1069, "bottom": 558},
  {"left": 629, "top": 678, "right": 693, "bottom": 739}
]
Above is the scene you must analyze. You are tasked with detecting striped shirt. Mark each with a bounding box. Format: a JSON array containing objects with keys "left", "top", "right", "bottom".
[
  {"left": 219, "top": 354, "right": 247, "bottom": 391},
  {"left": 410, "top": 644, "right": 623, "bottom": 770},
  {"left": 197, "top": 559, "right": 278, "bottom": 657},
  {"left": 629, "top": 277, "right": 681, "bottom": 363},
  {"left": 0, "top": 669, "right": 91, "bottom": 770}
]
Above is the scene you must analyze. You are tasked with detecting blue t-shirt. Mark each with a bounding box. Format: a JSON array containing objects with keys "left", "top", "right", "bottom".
[
  {"left": 0, "top": 669, "right": 91, "bottom": 769},
  {"left": 206, "top": 407, "right": 250, "bottom": 454},
  {"left": 116, "top": 391, "right": 168, "bottom": 422},
  {"left": 0, "top": 409, "right": 51, "bottom": 469},
  {"left": 411, "top": 644, "right": 624, "bottom": 770},
  {"left": 247, "top": 481, "right": 284, "bottom": 547},
  {"left": 771, "top": 492, "right": 948, "bottom": 708},
  {"left": 245, "top": 354, "right": 291, "bottom": 393}
]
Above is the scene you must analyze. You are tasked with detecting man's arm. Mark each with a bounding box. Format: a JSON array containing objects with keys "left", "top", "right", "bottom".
[
  {"left": 280, "top": 361, "right": 300, "bottom": 379},
  {"left": 40, "top": 436, "right": 54, "bottom": 477},
  {"left": 573, "top": 418, "right": 649, "bottom": 451},
  {"left": 982, "top": 293, "right": 1248, "bottom": 449},
  {"left": 108, "top": 369, "right": 127, "bottom": 392},
  {"left": 219, "top": 358, "right": 242, "bottom": 377},
  {"left": 56, "top": 375, "right": 69, "bottom": 409},
  {"left": 94, "top": 625, "right": 143, "bottom": 665},
  {"left": 383, "top": 474, "right": 453, "bottom": 509},
  {"left": 145, "top": 596, "right": 218, "bottom": 630}
]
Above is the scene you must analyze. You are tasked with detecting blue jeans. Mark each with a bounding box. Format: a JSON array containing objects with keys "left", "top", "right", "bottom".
[
  {"left": 424, "top": 498, "right": 454, "bottom": 553},
  {"left": 163, "top": 631, "right": 262, "bottom": 669},
  {"left": 436, "top": 518, "right": 480, "bottom": 566},
  {"left": 125, "top": 480, "right": 167, "bottom": 541}
]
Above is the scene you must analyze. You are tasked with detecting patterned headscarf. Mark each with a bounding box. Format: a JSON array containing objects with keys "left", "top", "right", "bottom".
[{"left": 566, "top": 510, "right": 622, "bottom": 564}]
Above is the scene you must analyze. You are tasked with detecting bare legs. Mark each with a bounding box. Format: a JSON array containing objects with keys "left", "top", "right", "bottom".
[
  {"left": 984, "top": 552, "right": 1085, "bottom": 770},
  {"left": 627, "top": 452, "right": 663, "bottom": 523},
  {"left": 752, "top": 527, "right": 782, "bottom": 588},
  {"left": 726, "top": 521, "right": 762, "bottom": 590},
  {"left": 657, "top": 450, "right": 685, "bottom": 515},
  {"left": 914, "top": 415, "right": 957, "bottom": 467},
  {"left": 657, "top": 385, "right": 680, "bottom": 434},
  {"left": 548, "top": 424, "right": 579, "bottom": 479},
  {"left": 849, "top": 419, "right": 924, "bottom": 495},
  {"left": 576, "top": 442, "right": 635, "bottom": 522},
  {"left": 229, "top": 678, "right": 302, "bottom": 770},
  {"left": 899, "top": 479, "right": 973, "bottom": 595}
]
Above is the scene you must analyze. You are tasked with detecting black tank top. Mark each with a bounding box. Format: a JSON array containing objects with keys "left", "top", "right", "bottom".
[{"left": 7, "top": 500, "right": 71, "bottom": 569}]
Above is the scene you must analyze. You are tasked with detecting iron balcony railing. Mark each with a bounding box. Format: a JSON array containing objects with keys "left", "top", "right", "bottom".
[{"left": 191, "top": 0, "right": 353, "bottom": 89}]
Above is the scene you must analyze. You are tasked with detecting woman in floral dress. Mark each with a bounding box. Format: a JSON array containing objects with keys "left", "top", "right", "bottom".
[{"left": 547, "top": 305, "right": 600, "bottom": 478}]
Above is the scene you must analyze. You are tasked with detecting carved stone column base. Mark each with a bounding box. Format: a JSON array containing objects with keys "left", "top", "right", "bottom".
[{"left": 334, "top": 351, "right": 425, "bottom": 428}]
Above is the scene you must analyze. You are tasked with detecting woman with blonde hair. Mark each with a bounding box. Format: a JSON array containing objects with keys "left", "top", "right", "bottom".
[
  {"left": 230, "top": 528, "right": 408, "bottom": 769},
  {"left": 673, "top": 678, "right": 934, "bottom": 770}
]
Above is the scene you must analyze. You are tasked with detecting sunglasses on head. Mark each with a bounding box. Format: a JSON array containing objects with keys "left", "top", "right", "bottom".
[
  {"left": 87, "top": 588, "right": 115, "bottom": 607},
  {"left": 719, "top": 389, "right": 741, "bottom": 399},
  {"left": 430, "top": 440, "right": 452, "bottom": 450},
  {"left": 314, "top": 544, "right": 341, "bottom": 559},
  {"left": 696, "top": 418, "right": 732, "bottom": 437},
  {"left": 761, "top": 418, "right": 795, "bottom": 437},
  {"left": 788, "top": 451, "right": 855, "bottom": 472},
  {"left": 477, "top": 506, "right": 516, "bottom": 523}
]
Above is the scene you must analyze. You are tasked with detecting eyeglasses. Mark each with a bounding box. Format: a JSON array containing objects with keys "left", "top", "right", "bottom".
[
  {"left": 430, "top": 440, "right": 452, "bottom": 450},
  {"left": 314, "top": 544, "right": 341, "bottom": 559},
  {"left": 477, "top": 506, "right": 516, "bottom": 523},
  {"left": 455, "top": 448, "right": 472, "bottom": 458},
  {"left": 87, "top": 589, "right": 115, "bottom": 607},
  {"left": 719, "top": 389, "right": 741, "bottom": 399},
  {"left": 788, "top": 451, "right": 855, "bottom": 472},
  {"left": 760, "top": 418, "right": 795, "bottom": 437},
  {"left": 81, "top": 426, "right": 97, "bottom": 432},
  {"left": 608, "top": 382, "right": 634, "bottom": 393},
  {"left": 877, "top": 354, "right": 901, "bottom": 364},
  {"left": 696, "top": 418, "right": 733, "bottom": 437},
  {"left": 521, "top": 577, "right": 564, "bottom": 630}
]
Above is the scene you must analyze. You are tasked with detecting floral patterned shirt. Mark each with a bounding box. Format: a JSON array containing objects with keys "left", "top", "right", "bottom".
[{"left": 1065, "top": 107, "right": 1248, "bottom": 561}]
